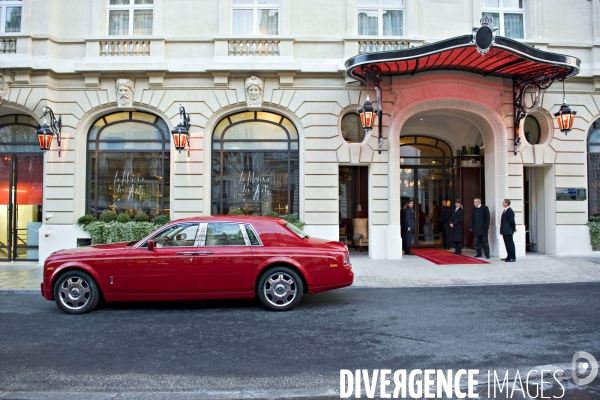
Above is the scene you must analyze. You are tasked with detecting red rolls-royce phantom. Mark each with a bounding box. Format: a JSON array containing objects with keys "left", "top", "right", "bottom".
[{"left": 41, "top": 216, "right": 353, "bottom": 314}]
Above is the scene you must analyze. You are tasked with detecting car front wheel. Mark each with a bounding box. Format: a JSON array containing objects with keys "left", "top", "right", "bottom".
[
  {"left": 257, "top": 266, "right": 304, "bottom": 311},
  {"left": 53, "top": 271, "right": 101, "bottom": 314}
]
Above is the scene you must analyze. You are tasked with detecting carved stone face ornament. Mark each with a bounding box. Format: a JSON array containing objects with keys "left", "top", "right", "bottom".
[
  {"left": 115, "top": 78, "right": 134, "bottom": 107},
  {"left": 245, "top": 76, "right": 264, "bottom": 107},
  {"left": 0, "top": 70, "right": 15, "bottom": 100}
]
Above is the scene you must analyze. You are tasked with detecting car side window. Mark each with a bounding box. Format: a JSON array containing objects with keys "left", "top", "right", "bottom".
[
  {"left": 244, "top": 224, "right": 260, "bottom": 245},
  {"left": 145, "top": 223, "right": 199, "bottom": 248},
  {"left": 205, "top": 223, "right": 247, "bottom": 246}
]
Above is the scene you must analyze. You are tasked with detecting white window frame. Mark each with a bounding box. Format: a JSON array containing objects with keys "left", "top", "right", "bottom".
[
  {"left": 357, "top": 0, "right": 404, "bottom": 37},
  {"left": 0, "top": 0, "right": 22, "bottom": 33},
  {"left": 231, "top": 0, "right": 280, "bottom": 36},
  {"left": 482, "top": 0, "right": 525, "bottom": 39},
  {"left": 107, "top": 0, "right": 154, "bottom": 36}
]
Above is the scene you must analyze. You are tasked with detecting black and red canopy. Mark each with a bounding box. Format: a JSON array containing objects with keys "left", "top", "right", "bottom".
[{"left": 345, "top": 34, "right": 580, "bottom": 85}]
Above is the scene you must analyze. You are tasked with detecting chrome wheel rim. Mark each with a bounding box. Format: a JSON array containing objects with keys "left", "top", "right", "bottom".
[
  {"left": 58, "top": 276, "right": 91, "bottom": 310},
  {"left": 263, "top": 272, "right": 297, "bottom": 307}
]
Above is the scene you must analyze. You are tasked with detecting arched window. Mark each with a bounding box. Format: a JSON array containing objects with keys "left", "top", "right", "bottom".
[
  {"left": 87, "top": 111, "right": 170, "bottom": 218},
  {"left": 400, "top": 135, "right": 453, "bottom": 165},
  {"left": 0, "top": 114, "right": 41, "bottom": 153},
  {"left": 341, "top": 113, "right": 364, "bottom": 143},
  {"left": 211, "top": 111, "right": 299, "bottom": 216},
  {"left": 587, "top": 119, "right": 600, "bottom": 217},
  {"left": 524, "top": 115, "right": 541, "bottom": 145}
]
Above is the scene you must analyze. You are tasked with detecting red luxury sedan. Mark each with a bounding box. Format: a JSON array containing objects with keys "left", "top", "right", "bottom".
[{"left": 41, "top": 216, "right": 353, "bottom": 314}]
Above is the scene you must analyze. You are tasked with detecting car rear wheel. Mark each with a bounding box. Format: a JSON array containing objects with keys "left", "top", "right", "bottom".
[
  {"left": 257, "top": 266, "right": 304, "bottom": 311},
  {"left": 53, "top": 271, "right": 101, "bottom": 314}
]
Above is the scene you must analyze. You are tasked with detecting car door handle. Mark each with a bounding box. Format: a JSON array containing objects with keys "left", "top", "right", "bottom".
[{"left": 176, "top": 251, "right": 213, "bottom": 255}]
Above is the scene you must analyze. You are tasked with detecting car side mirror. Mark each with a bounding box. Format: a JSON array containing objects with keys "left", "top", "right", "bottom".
[{"left": 147, "top": 240, "right": 154, "bottom": 251}]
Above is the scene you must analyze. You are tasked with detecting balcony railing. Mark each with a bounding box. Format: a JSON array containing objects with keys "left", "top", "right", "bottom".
[
  {"left": 358, "top": 40, "right": 411, "bottom": 55},
  {"left": 228, "top": 40, "right": 280, "bottom": 56},
  {"left": 100, "top": 40, "right": 150, "bottom": 56},
  {"left": 1, "top": 38, "right": 16, "bottom": 54}
]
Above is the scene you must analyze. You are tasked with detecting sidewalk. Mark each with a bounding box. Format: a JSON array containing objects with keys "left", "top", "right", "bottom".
[
  {"left": 2, "top": 249, "right": 600, "bottom": 292},
  {"left": 350, "top": 248, "right": 600, "bottom": 287}
]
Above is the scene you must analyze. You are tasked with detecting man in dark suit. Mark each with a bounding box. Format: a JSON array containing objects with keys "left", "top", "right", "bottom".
[
  {"left": 470, "top": 198, "right": 490, "bottom": 259},
  {"left": 439, "top": 198, "right": 452, "bottom": 249},
  {"left": 500, "top": 198, "right": 517, "bottom": 262},
  {"left": 401, "top": 200, "right": 415, "bottom": 255},
  {"left": 449, "top": 199, "right": 465, "bottom": 254}
]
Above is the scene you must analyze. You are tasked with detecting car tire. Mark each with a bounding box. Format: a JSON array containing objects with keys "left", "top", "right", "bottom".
[
  {"left": 53, "top": 270, "right": 101, "bottom": 314},
  {"left": 256, "top": 266, "right": 304, "bottom": 311}
]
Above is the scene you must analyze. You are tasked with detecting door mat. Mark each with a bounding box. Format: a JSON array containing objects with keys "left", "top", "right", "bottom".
[{"left": 409, "top": 248, "right": 490, "bottom": 265}]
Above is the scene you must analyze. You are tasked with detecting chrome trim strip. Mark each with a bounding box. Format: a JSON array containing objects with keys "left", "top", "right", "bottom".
[
  {"left": 240, "top": 223, "right": 251, "bottom": 246},
  {"left": 245, "top": 223, "right": 264, "bottom": 246},
  {"left": 197, "top": 223, "right": 207, "bottom": 247}
]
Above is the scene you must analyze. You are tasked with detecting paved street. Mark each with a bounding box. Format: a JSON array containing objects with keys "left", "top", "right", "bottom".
[{"left": 1, "top": 283, "right": 599, "bottom": 398}]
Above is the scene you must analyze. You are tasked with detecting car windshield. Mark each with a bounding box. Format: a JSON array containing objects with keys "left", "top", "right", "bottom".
[{"left": 285, "top": 222, "right": 308, "bottom": 239}]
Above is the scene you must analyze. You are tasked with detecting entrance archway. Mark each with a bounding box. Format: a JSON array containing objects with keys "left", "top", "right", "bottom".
[{"left": 388, "top": 94, "right": 510, "bottom": 259}]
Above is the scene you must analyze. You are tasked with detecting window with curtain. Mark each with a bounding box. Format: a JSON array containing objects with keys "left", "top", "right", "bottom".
[
  {"left": 588, "top": 119, "right": 600, "bottom": 217},
  {"left": 87, "top": 111, "right": 170, "bottom": 218},
  {"left": 358, "top": 0, "right": 404, "bottom": 36},
  {"left": 0, "top": 0, "right": 22, "bottom": 33},
  {"left": 482, "top": 0, "right": 524, "bottom": 39},
  {"left": 232, "top": 0, "right": 279, "bottom": 35},
  {"left": 211, "top": 111, "right": 299, "bottom": 216},
  {"left": 108, "top": 0, "right": 153, "bottom": 35}
]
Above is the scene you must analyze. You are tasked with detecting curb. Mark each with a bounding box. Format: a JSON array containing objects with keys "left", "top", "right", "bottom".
[
  {"left": 0, "top": 388, "right": 339, "bottom": 399},
  {"left": 0, "top": 289, "right": 39, "bottom": 295}
]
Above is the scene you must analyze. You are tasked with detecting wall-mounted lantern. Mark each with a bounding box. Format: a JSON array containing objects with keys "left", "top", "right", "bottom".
[
  {"left": 554, "top": 81, "right": 576, "bottom": 135},
  {"left": 358, "top": 96, "right": 377, "bottom": 132},
  {"left": 171, "top": 104, "right": 191, "bottom": 156},
  {"left": 36, "top": 106, "right": 62, "bottom": 156}
]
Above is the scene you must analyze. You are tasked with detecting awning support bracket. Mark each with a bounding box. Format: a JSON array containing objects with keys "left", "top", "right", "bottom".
[
  {"left": 512, "top": 73, "right": 561, "bottom": 155},
  {"left": 364, "top": 67, "right": 383, "bottom": 154}
]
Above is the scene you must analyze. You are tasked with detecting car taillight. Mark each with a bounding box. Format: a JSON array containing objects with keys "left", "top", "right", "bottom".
[{"left": 344, "top": 245, "right": 351, "bottom": 266}]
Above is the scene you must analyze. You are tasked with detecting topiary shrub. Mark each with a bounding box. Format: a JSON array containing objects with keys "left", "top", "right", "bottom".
[
  {"left": 99, "top": 210, "right": 117, "bottom": 223},
  {"left": 116, "top": 213, "right": 131, "bottom": 223},
  {"left": 283, "top": 214, "right": 305, "bottom": 230},
  {"left": 80, "top": 220, "right": 157, "bottom": 244},
  {"left": 228, "top": 208, "right": 245, "bottom": 215},
  {"left": 133, "top": 212, "right": 150, "bottom": 222},
  {"left": 81, "top": 221, "right": 110, "bottom": 245},
  {"left": 587, "top": 219, "right": 600, "bottom": 250},
  {"left": 265, "top": 211, "right": 279, "bottom": 217},
  {"left": 126, "top": 222, "right": 156, "bottom": 242},
  {"left": 77, "top": 214, "right": 97, "bottom": 226},
  {"left": 152, "top": 214, "right": 170, "bottom": 226}
]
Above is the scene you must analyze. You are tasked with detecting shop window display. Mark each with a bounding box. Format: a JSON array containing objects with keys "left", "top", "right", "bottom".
[
  {"left": 212, "top": 111, "right": 299, "bottom": 216},
  {"left": 87, "top": 111, "right": 170, "bottom": 218}
]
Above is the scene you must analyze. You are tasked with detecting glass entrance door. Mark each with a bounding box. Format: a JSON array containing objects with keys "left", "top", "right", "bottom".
[
  {"left": 401, "top": 166, "right": 446, "bottom": 247},
  {"left": 0, "top": 155, "right": 43, "bottom": 261}
]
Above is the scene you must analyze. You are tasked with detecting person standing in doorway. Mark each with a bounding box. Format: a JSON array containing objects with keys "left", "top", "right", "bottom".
[
  {"left": 501, "top": 199, "right": 517, "bottom": 262},
  {"left": 470, "top": 198, "right": 490, "bottom": 259},
  {"left": 439, "top": 198, "right": 452, "bottom": 249},
  {"left": 401, "top": 200, "right": 415, "bottom": 255},
  {"left": 432, "top": 200, "right": 440, "bottom": 234},
  {"left": 449, "top": 199, "right": 465, "bottom": 254}
]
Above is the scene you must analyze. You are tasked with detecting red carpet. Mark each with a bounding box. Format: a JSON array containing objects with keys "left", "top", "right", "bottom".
[{"left": 409, "top": 248, "right": 490, "bottom": 265}]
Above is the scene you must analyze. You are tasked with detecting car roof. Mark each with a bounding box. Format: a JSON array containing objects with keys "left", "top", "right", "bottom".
[{"left": 169, "top": 215, "right": 287, "bottom": 225}]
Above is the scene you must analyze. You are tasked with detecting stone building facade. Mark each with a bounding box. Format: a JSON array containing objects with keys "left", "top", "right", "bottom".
[{"left": 0, "top": 0, "right": 599, "bottom": 263}]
